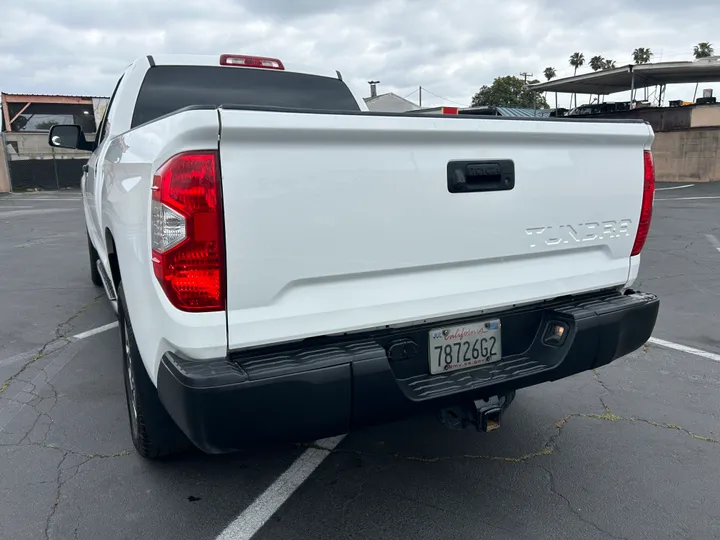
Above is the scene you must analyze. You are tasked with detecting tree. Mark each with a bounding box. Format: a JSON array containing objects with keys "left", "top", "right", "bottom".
[
  {"left": 632, "top": 47, "right": 653, "bottom": 64},
  {"left": 470, "top": 75, "right": 549, "bottom": 109},
  {"left": 693, "top": 42, "right": 714, "bottom": 59},
  {"left": 11, "top": 115, "right": 29, "bottom": 131},
  {"left": 569, "top": 52, "right": 585, "bottom": 75},
  {"left": 36, "top": 120, "right": 61, "bottom": 131},
  {"left": 632, "top": 48, "right": 653, "bottom": 100},
  {"left": 602, "top": 59, "right": 616, "bottom": 70},
  {"left": 569, "top": 52, "right": 585, "bottom": 107},
  {"left": 588, "top": 56, "right": 605, "bottom": 104},
  {"left": 544, "top": 67, "right": 558, "bottom": 110},
  {"left": 692, "top": 42, "right": 714, "bottom": 100}
]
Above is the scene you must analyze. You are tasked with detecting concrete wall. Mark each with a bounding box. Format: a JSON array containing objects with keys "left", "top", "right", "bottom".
[
  {"left": 3, "top": 131, "right": 94, "bottom": 159},
  {"left": 587, "top": 106, "right": 692, "bottom": 132},
  {"left": 653, "top": 128, "right": 720, "bottom": 182},
  {"left": 2, "top": 132, "right": 94, "bottom": 190},
  {"left": 690, "top": 106, "right": 720, "bottom": 128}
]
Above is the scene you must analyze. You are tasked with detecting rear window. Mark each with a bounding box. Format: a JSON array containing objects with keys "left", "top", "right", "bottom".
[{"left": 131, "top": 65, "right": 360, "bottom": 128}]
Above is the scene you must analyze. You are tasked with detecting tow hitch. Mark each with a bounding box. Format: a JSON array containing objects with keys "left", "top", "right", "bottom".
[{"left": 437, "top": 392, "right": 515, "bottom": 433}]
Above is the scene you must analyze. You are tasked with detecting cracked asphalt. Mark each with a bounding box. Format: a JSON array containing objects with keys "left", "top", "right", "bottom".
[{"left": 1, "top": 185, "right": 719, "bottom": 540}]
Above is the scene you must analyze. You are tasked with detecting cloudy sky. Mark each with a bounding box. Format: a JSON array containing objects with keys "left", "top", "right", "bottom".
[{"left": 1, "top": 0, "right": 719, "bottom": 108}]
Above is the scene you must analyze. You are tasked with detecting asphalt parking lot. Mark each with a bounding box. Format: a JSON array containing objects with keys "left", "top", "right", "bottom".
[{"left": 1, "top": 184, "right": 719, "bottom": 540}]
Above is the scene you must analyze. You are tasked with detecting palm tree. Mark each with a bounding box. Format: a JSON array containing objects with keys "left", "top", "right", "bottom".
[
  {"left": 693, "top": 42, "right": 714, "bottom": 59},
  {"left": 569, "top": 52, "right": 585, "bottom": 108},
  {"left": 600, "top": 60, "right": 617, "bottom": 102},
  {"left": 543, "top": 67, "right": 558, "bottom": 110},
  {"left": 588, "top": 56, "right": 605, "bottom": 104},
  {"left": 632, "top": 47, "right": 653, "bottom": 64},
  {"left": 569, "top": 52, "right": 586, "bottom": 74},
  {"left": 632, "top": 48, "right": 653, "bottom": 100},
  {"left": 692, "top": 42, "right": 714, "bottom": 100}
]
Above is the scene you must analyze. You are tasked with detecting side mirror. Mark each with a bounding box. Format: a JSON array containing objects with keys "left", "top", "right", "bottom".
[{"left": 48, "top": 125, "right": 92, "bottom": 151}]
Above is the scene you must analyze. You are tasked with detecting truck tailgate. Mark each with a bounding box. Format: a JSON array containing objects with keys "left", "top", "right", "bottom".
[{"left": 218, "top": 109, "right": 654, "bottom": 350}]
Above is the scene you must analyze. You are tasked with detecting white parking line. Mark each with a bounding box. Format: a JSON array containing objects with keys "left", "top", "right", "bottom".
[
  {"left": 215, "top": 435, "right": 345, "bottom": 540},
  {"left": 0, "top": 322, "right": 119, "bottom": 369},
  {"left": 655, "top": 184, "right": 694, "bottom": 191},
  {"left": 0, "top": 208, "right": 78, "bottom": 218},
  {"left": 648, "top": 337, "right": 720, "bottom": 363},
  {"left": 0, "top": 321, "right": 120, "bottom": 431},
  {"left": 0, "top": 349, "right": 37, "bottom": 369},
  {"left": 703, "top": 234, "right": 720, "bottom": 253},
  {"left": 71, "top": 322, "right": 119, "bottom": 340},
  {"left": 214, "top": 335, "right": 720, "bottom": 540},
  {"left": 655, "top": 196, "right": 720, "bottom": 201},
  {"left": 0, "top": 198, "right": 81, "bottom": 202}
]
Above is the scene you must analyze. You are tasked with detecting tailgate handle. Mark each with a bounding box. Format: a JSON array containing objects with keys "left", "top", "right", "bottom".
[{"left": 447, "top": 160, "right": 515, "bottom": 193}]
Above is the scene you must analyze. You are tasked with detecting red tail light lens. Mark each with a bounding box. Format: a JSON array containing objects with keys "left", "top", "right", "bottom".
[
  {"left": 631, "top": 150, "right": 655, "bottom": 256},
  {"left": 151, "top": 152, "right": 225, "bottom": 312}
]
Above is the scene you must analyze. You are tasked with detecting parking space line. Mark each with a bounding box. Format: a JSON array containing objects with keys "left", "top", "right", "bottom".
[
  {"left": 0, "top": 198, "right": 81, "bottom": 202},
  {"left": 655, "top": 196, "right": 720, "bottom": 201},
  {"left": 0, "top": 322, "right": 119, "bottom": 369},
  {"left": 0, "top": 349, "right": 37, "bottom": 369},
  {"left": 215, "top": 435, "right": 345, "bottom": 540},
  {"left": 0, "top": 208, "right": 79, "bottom": 218},
  {"left": 703, "top": 234, "right": 720, "bottom": 253},
  {"left": 0, "top": 321, "right": 120, "bottom": 430},
  {"left": 655, "top": 184, "right": 694, "bottom": 191},
  {"left": 0, "top": 345, "right": 82, "bottom": 433},
  {"left": 71, "top": 322, "right": 119, "bottom": 340},
  {"left": 648, "top": 337, "right": 720, "bottom": 363},
  {"left": 211, "top": 336, "right": 720, "bottom": 540}
]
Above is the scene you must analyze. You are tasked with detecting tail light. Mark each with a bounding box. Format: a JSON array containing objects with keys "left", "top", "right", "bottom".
[
  {"left": 151, "top": 152, "right": 225, "bottom": 312},
  {"left": 631, "top": 150, "right": 655, "bottom": 256},
  {"left": 220, "top": 54, "right": 284, "bottom": 70}
]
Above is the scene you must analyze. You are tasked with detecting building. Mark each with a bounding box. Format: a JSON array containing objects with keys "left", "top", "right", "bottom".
[
  {"left": 530, "top": 59, "right": 720, "bottom": 182},
  {"left": 458, "top": 106, "right": 554, "bottom": 118},
  {"left": 364, "top": 92, "right": 421, "bottom": 113},
  {"left": 1, "top": 93, "right": 108, "bottom": 191},
  {"left": 1, "top": 93, "right": 102, "bottom": 133}
]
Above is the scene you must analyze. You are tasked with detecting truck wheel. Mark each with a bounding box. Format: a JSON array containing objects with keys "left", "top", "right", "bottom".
[
  {"left": 88, "top": 233, "right": 103, "bottom": 287},
  {"left": 118, "top": 284, "right": 191, "bottom": 459}
]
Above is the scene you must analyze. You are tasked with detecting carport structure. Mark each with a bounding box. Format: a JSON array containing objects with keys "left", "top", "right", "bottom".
[
  {"left": 530, "top": 59, "right": 720, "bottom": 104},
  {"left": 1, "top": 93, "right": 97, "bottom": 133}
]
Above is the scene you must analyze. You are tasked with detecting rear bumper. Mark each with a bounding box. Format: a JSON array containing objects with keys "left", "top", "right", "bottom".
[{"left": 157, "top": 290, "right": 659, "bottom": 453}]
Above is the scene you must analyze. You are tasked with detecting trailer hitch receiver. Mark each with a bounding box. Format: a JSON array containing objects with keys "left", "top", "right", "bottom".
[{"left": 437, "top": 393, "right": 514, "bottom": 433}]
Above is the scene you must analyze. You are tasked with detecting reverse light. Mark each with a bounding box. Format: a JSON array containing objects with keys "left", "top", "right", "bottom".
[
  {"left": 543, "top": 322, "right": 568, "bottom": 346},
  {"left": 631, "top": 150, "right": 655, "bottom": 256},
  {"left": 151, "top": 152, "right": 225, "bottom": 312},
  {"left": 219, "top": 54, "right": 285, "bottom": 70}
]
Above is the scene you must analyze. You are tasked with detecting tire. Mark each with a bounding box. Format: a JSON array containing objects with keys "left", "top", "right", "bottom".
[
  {"left": 88, "top": 233, "right": 103, "bottom": 287},
  {"left": 118, "top": 284, "right": 191, "bottom": 459}
]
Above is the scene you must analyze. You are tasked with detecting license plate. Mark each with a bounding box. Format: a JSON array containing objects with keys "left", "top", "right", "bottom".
[{"left": 428, "top": 319, "right": 502, "bottom": 375}]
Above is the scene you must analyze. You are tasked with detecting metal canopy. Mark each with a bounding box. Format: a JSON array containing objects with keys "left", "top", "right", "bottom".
[{"left": 530, "top": 60, "right": 720, "bottom": 95}]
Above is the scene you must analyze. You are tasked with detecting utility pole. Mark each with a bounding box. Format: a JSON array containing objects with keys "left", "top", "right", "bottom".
[
  {"left": 519, "top": 72, "right": 533, "bottom": 83},
  {"left": 419, "top": 86, "right": 422, "bottom": 108}
]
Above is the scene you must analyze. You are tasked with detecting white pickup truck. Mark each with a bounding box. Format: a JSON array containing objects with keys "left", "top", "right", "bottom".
[{"left": 49, "top": 53, "right": 659, "bottom": 459}]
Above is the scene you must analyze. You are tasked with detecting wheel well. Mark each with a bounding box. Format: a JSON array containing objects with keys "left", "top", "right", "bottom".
[{"left": 105, "top": 229, "right": 121, "bottom": 290}]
